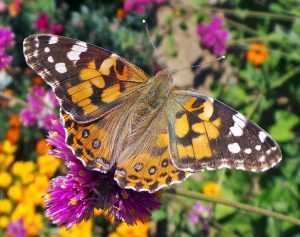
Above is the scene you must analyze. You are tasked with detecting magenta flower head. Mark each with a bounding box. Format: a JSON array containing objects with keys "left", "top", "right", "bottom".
[
  {"left": 34, "top": 13, "right": 50, "bottom": 32},
  {"left": 45, "top": 119, "right": 161, "bottom": 229},
  {"left": 7, "top": 218, "right": 27, "bottom": 237},
  {"left": 124, "top": 0, "right": 167, "bottom": 14},
  {"left": 197, "top": 15, "right": 230, "bottom": 55},
  {"left": 20, "top": 86, "right": 59, "bottom": 130},
  {"left": 188, "top": 201, "right": 213, "bottom": 230},
  {"left": 0, "top": 26, "right": 14, "bottom": 69}
]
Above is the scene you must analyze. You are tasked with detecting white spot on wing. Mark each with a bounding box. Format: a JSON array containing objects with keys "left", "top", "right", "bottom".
[
  {"left": 33, "top": 50, "right": 38, "bottom": 57},
  {"left": 47, "top": 56, "right": 54, "bottom": 63},
  {"left": 255, "top": 145, "right": 261, "bottom": 151},
  {"left": 259, "top": 155, "right": 266, "bottom": 162},
  {"left": 67, "top": 51, "right": 81, "bottom": 61},
  {"left": 259, "top": 131, "right": 267, "bottom": 142},
  {"left": 230, "top": 114, "right": 246, "bottom": 137},
  {"left": 76, "top": 41, "right": 87, "bottom": 48},
  {"left": 244, "top": 148, "right": 252, "bottom": 154},
  {"left": 44, "top": 47, "right": 50, "bottom": 53},
  {"left": 49, "top": 36, "right": 58, "bottom": 44},
  {"left": 72, "top": 44, "right": 87, "bottom": 52},
  {"left": 228, "top": 143, "right": 241, "bottom": 153},
  {"left": 55, "top": 63, "right": 67, "bottom": 73}
]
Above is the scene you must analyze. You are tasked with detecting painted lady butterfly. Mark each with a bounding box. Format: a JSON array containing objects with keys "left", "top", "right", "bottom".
[{"left": 23, "top": 34, "right": 282, "bottom": 193}]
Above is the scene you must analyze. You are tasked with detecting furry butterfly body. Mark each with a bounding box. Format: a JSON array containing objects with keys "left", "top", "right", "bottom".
[{"left": 23, "top": 34, "right": 282, "bottom": 192}]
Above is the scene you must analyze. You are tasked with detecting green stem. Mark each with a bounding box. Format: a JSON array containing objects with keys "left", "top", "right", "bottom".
[
  {"left": 247, "top": 93, "right": 263, "bottom": 119},
  {"left": 165, "top": 188, "right": 300, "bottom": 226},
  {"left": 198, "top": 6, "right": 297, "bottom": 21},
  {"left": 271, "top": 66, "right": 300, "bottom": 89},
  {"left": 224, "top": 17, "right": 260, "bottom": 36}
]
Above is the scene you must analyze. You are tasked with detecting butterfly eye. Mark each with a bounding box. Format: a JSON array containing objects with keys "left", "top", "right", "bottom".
[{"left": 150, "top": 90, "right": 157, "bottom": 97}]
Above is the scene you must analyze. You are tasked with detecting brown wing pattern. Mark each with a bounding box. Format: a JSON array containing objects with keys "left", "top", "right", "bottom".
[
  {"left": 167, "top": 90, "right": 282, "bottom": 172},
  {"left": 23, "top": 34, "right": 149, "bottom": 123}
]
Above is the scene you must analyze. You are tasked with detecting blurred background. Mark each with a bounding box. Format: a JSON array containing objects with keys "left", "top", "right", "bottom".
[{"left": 0, "top": 0, "right": 300, "bottom": 236}]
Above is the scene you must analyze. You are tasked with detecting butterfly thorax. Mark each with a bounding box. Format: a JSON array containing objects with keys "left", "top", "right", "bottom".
[{"left": 118, "top": 71, "right": 172, "bottom": 150}]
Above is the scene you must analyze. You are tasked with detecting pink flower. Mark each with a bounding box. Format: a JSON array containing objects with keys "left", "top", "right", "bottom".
[
  {"left": 34, "top": 13, "right": 50, "bottom": 32},
  {"left": 51, "top": 24, "right": 64, "bottom": 35},
  {"left": 197, "top": 15, "right": 230, "bottom": 55},
  {"left": 124, "top": 0, "right": 167, "bottom": 14}
]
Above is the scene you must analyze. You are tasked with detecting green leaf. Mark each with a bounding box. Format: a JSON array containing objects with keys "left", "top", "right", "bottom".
[{"left": 269, "top": 111, "right": 299, "bottom": 142}]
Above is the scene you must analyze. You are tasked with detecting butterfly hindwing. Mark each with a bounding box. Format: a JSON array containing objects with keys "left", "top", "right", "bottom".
[
  {"left": 167, "top": 90, "right": 282, "bottom": 172},
  {"left": 114, "top": 109, "right": 192, "bottom": 193},
  {"left": 23, "top": 34, "right": 149, "bottom": 123}
]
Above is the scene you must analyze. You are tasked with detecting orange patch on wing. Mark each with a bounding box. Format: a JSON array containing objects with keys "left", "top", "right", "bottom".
[
  {"left": 156, "top": 134, "right": 168, "bottom": 148},
  {"left": 101, "top": 84, "right": 121, "bottom": 103},
  {"left": 183, "top": 98, "right": 198, "bottom": 112},
  {"left": 198, "top": 101, "right": 214, "bottom": 121},
  {"left": 177, "top": 144, "right": 194, "bottom": 159},
  {"left": 79, "top": 60, "right": 105, "bottom": 88},
  {"left": 116, "top": 65, "right": 129, "bottom": 81},
  {"left": 175, "top": 114, "right": 189, "bottom": 138},
  {"left": 192, "top": 135, "right": 212, "bottom": 159}
]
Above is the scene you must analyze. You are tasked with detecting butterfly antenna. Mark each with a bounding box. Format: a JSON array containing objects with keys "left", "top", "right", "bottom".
[
  {"left": 172, "top": 55, "right": 226, "bottom": 74},
  {"left": 142, "top": 19, "right": 162, "bottom": 62}
]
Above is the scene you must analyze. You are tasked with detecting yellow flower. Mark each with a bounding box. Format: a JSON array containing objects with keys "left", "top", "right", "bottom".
[
  {"left": 109, "top": 221, "right": 151, "bottom": 237},
  {"left": 12, "top": 161, "right": 35, "bottom": 184},
  {"left": 11, "top": 202, "right": 35, "bottom": 221},
  {"left": 0, "top": 199, "right": 13, "bottom": 214},
  {"left": 53, "top": 220, "right": 93, "bottom": 237},
  {"left": 0, "top": 215, "right": 9, "bottom": 228},
  {"left": 7, "top": 182, "right": 22, "bottom": 201},
  {"left": 203, "top": 182, "right": 222, "bottom": 197},
  {"left": 246, "top": 43, "right": 269, "bottom": 66},
  {"left": 25, "top": 213, "right": 44, "bottom": 236},
  {"left": 0, "top": 171, "right": 12, "bottom": 188},
  {"left": 37, "top": 155, "right": 61, "bottom": 178},
  {"left": 2, "top": 140, "right": 17, "bottom": 154},
  {"left": 25, "top": 174, "right": 50, "bottom": 206},
  {"left": 0, "top": 153, "right": 15, "bottom": 168}
]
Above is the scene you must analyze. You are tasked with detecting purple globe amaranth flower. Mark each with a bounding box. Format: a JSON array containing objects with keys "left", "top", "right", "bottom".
[
  {"left": 124, "top": 0, "right": 167, "bottom": 14},
  {"left": 197, "top": 15, "right": 229, "bottom": 55},
  {"left": 0, "top": 27, "right": 14, "bottom": 69},
  {"left": 20, "top": 86, "right": 58, "bottom": 130},
  {"left": 45, "top": 120, "right": 161, "bottom": 228},
  {"left": 7, "top": 218, "right": 26, "bottom": 237},
  {"left": 19, "top": 107, "right": 37, "bottom": 126},
  {"left": 188, "top": 201, "right": 213, "bottom": 230}
]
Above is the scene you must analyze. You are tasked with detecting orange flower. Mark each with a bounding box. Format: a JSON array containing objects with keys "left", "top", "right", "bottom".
[
  {"left": 9, "top": 114, "right": 21, "bottom": 127},
  {"left": 6, "top": 127, "right": 21, "bottom": 143},
  {"left": 36, "top": 139, "right": 49, "bottom": 155},
  {"left": 203, "top": 182, "right": 221, "bottom": 197},
  {"left": 116, "top": 8, "right": 127, "bottom": 20},
  {"left": 246, "top": 43, "right": 269, "bottom": 66},
  {"left": 8, "top": 0, "right": 22, "bottom": 17},
  {"left": 33, "top": 76, "right": 44, "bottom": 86},
  {"left": 3, "top": 88, "right": 14, "bottom": 96}
]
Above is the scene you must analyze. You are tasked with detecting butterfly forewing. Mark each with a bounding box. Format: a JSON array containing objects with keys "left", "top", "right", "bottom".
[
  {"left": 23, "top": 34, "right": 149, "bottom": 123},
  {"left": 167, "top": 90, "right": 282, "bottom": 172}
]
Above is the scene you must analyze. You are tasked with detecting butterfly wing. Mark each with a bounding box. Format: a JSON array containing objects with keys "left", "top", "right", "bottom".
[
  {"left": 23, "top": 34, "right": 149, "bottom": 123},
  {"left": 60, "top": 92, "right": 142, "bottom": 172},
  {"left": 167, "top": 89, "right": 282, "bottom": 172},
  {"left": 114, "top": 108, "right": 192, "bottom": 193}
]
